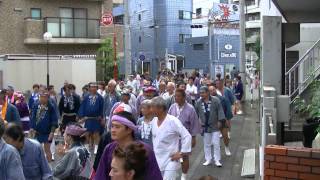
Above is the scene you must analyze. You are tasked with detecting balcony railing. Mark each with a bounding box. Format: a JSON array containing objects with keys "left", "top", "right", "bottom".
[{"left": 44, "top": 17, "right": 100, "bottom": 39}]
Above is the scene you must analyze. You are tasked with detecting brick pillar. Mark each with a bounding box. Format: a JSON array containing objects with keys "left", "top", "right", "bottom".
[{"left": 265, "top": 145, "right": 320, "bottom": 180}]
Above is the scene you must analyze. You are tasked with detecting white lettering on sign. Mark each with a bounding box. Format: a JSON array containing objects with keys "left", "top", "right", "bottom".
[{"left": 221, "top": 52, "right": 237, "bottom": 58}]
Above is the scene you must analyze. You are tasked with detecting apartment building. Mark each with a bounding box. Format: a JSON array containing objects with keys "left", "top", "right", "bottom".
[
  {"left": 0, "top": 0, "right": 124, "bottom": 57},
  {"left": 0, "top": 0, "right": 125, "bottom": 91}
]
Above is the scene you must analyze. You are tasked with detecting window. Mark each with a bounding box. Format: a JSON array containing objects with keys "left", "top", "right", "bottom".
[
  {"left": 220, "top": 0, "right": 229, "bottom": 3},
  {"left": 30, "top": 8, "right": 41, "bottom": 19},
  {"left": 138, "top": 14, "right": 141, "bottom": 21},
  {"left": 179, "top": 34, "right": 191, "bottom": 43},
  {"left": 196, "top": 8, "right": 202, "bottom": 17},
  {"left": 58, "top": 8, "right": 87, "bottom": 37},
  {"left": 179, "top": 10, "right": 191, "bottom": 20},
  {"left": 193, "top": 44, "right": 204, "bottom": 50},
  {"left": 114, "top": 15, "right": 124, "bottom": 24}
]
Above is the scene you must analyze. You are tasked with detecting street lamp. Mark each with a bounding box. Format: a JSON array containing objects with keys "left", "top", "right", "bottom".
[{"left": 43, "top": 32, "right": 52, "bottom": 88}]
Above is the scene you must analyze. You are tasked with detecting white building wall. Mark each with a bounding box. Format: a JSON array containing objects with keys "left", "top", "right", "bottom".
[
  {"left": 192, "top": 0, "right": 219, "bottom": 37},
  {"left": 2, "top": 60, "right": 96, "bottom": 94}
]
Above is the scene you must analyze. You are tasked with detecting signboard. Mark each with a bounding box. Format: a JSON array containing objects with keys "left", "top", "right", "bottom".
[
  {"left": 215, "top": 64, "right": 225, "bottom": 77},
  {"left": 139, "top": 54, "right": 145, "bottom": 61},
  {"left": 220, "top": 52, "right": 237, "bottom": 58},
  {"left": 101, "top": 13, "right": 113, "bottom": 26},
  {"left": 210, "top": 3, "right": 239, "bottom": 22}
]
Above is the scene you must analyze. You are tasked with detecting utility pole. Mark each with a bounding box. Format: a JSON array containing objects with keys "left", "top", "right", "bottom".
[
  {"left": 240, "top": 0, "right": 246, "bottom": 98},
  {"left": 208, "top": 21, "right": 213, "bottom": 79},
  {"left": 124, "top": 0, "right": 131, "bottom": 76}
]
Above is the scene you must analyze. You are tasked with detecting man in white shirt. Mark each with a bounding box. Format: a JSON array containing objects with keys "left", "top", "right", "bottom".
[
  {"left": 186, "top": 77, "right": 198, "bottom": 105},
  {"left": 127, "top": 75, "right": 138, "bottom": 95},
  {"left": 151, "top": 96, "right": 192, "bottom": 180}
]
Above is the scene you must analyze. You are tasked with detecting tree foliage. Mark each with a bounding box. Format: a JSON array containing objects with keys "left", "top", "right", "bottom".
[{"left": 96, "top": 38, "right": 116, "bottom": 82}]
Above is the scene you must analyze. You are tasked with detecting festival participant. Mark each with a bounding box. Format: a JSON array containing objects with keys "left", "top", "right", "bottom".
[
  {"left": 69, "top": 84, "right": 81, "bottom": 101},
  {"left": 28, "top": 84, "right": 40, "bottom": 110},
  {"left": 95, "top": 111, "right": 162, "bottom": 180},
  {"left": 54, "top": 124, "right": 91, "bottom": 179},
  {"left": 78, "top": 82, "right": 104, "bottom": 155},
  {"left": 234, "top": 75, "right": 244, "bottom": 115},
  {"left": 109, "top": 142, "right": 148, "bottom": 180},
  {"left": 81, "top": 85, "right": 89, "bottom": 101},
  {"left": 162, "top": 82, "right": 176, "bottom": 108},
  {"left": 151, "top": 96, "right": 192, "bottom": 179},
  {"left": 127, "top": 75, "right": 139, "bottom": 95},
  {"left": 15, "top": 93, "right": 30, "bottom": 134},
  {"left": 152, "top": 72, "right": 162, "bottom": 89},
  {"left": 186, "top": 77, "right": 198, "bottom": 105},
  {"left": 208, "top": 84, "right": 232, "bottom": 156},
  {"left": 168, "top": 89, "right": 201, "bottom": 180},
  {"left": 136, "top": 100, "right": 154, "bottom": 146},
  {"left": 4, "top": 123, "right": 52, "bottom": 180},
  {"left": 158, "top": 80, "right": 167, "bottom": 97},
  {"left": 30, "top": 90, "right": 58, "bottom": 162},
  {"left": 107, "top": 90, "right": 138, "bottom": 129},
  {"left": 195, "top": 86, "right": 225, "bottom": 167},
  {"left": 0, "top": 120, "right": 25, "bottom": 180},
  {"left": 103, "top": 80, "right": 120, "bottom": 126},
  {"left": 126, "top": 85, "right": 137, "bottom": 110},
  {"left": 6, "top": 85, "right": 15, "bottom": 104},
  {"left": 48, "top": 85, "right": 58, "bottom": 104},
  {"left": 177, "top": 82, "right": 192, "bottom": 104},
  {"left": 97, "top": 82, "right": 106, "bottom": 97},
  {"left": 58, "top": 84, "right": 81, "bottom": 135},
  {"left": 136, "top": 86, "right": 157, "bottom": 116},
  {"left": 0, "top": 89, "right": 21, "bottom": 125}
]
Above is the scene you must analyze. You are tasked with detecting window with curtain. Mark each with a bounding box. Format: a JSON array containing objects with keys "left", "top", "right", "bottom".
[{"left": 60, "top": 8, "right": 73, "bottom": 37}]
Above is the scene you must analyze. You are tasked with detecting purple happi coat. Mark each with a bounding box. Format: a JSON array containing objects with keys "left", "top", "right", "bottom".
[
  {"left": 94, "top": 141, "right": 162, "bottom": 180},
  {"left": 168, "top": 102, "right": 201, "bottom": 136}
]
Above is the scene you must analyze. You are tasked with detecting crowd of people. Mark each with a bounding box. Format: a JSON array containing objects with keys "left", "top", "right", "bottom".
[{"left": 0, "top": 70, "right": 244, "bottom": 180}]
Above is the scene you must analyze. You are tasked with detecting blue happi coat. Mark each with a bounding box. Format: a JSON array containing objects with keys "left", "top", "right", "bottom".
[
  {"left": 78, "top": 94, "right": 104, "bottom": 118},
  {"left": 30, "top": 101, "right": 58, "bottom": 136}
]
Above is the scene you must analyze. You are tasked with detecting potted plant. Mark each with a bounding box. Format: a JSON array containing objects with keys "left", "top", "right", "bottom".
[{"left": 292, "top": 77, "right": 320, "bottom": 148}]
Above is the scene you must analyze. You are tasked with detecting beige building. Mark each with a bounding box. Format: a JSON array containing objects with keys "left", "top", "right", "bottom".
[{"left": 0, "top": 0, "right": 124, "bottom": 90}]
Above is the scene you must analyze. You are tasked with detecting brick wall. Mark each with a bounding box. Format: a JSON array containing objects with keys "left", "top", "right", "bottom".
[{"left": 265, "top": 145, "right": 320, "bottom": 180}]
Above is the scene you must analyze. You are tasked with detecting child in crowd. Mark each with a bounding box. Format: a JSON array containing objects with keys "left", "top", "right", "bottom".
[{"left": 136, "top": 100, "right": 154, "bottom": 146}]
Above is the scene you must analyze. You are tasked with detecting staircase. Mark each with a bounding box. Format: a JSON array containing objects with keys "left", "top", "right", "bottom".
[{"left": 284, "top": 38, "right": 320, "bottom": 141}]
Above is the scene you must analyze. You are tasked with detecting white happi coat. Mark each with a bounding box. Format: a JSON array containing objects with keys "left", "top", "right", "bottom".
[{"left": 152, "top": 114, "right": 192, "bottom": 171}]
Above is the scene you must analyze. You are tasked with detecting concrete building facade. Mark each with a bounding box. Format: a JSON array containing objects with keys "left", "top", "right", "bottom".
[
  {"left": 0, "top": 0, "right": 129, "bottom": 89},
  {"left": 185, "top": 33, "right": 240, "bottom": 77}
]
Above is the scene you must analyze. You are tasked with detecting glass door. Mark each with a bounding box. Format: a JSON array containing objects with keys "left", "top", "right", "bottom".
[
  {"left": 60, "top": 8, "right": 73, "bottom": 37},
  {"left": 74, "top": 9, "right": 87, "bottom": 38}
]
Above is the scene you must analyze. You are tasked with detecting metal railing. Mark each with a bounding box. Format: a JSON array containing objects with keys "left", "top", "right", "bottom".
[
  {"left": 285, "top": 38, "right": 320, "bottom": 101},
  {"left": 44, "top": 17, "right": 100, "bottom": 39}
]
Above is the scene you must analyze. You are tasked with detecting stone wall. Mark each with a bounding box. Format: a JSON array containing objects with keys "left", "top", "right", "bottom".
[{"left": 265, "top": 145, "right": 320, "bottom": 180}]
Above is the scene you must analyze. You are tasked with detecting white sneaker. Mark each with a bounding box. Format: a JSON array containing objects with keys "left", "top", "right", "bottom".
[
  {"left": 237, "top": 110, "right": 243, "bottom": 115},
  {"left": 181, "top": 173, "right": 188, "bottom": 180},
  {"left": 202, "top": 160, "right": 212, "bottom": 166},
  {"left": 219, "top": 133, "right": 223, "bottom": 138},
  {"left": 215, "top": 160, "right": 222, "bottom": 167},
  {"left": 225, "top": 146, "right": 231, "bottom": 156}
]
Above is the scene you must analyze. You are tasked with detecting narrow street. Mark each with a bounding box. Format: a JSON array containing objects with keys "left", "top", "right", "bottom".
[{"left": 189, "top": 103, "right": 259, "bottom": 180}]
